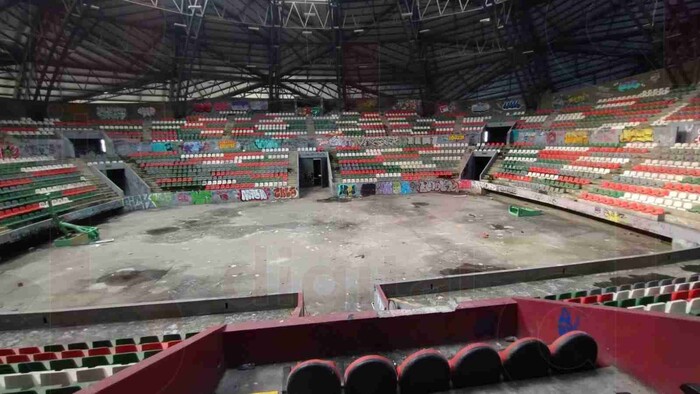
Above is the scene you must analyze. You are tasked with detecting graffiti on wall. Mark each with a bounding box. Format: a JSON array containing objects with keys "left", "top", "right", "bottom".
[
  {"left": 273, "top": 187, "right": 298, "bottom": 199},
  {"left": 615, "top": 79, "right": 643, "bottom": 92},
  {"left": 471, "top": 102, "right": 491, "bottom": 113},
  {"left": 604, "top": 210, "right": 625, "bottom": 223},
  {"left": 218, "top": 140, "right": 237, "bottom": 151},
  {"left": 337, "top": 184, "right": 357, "bottom": 198},
  {"left": 96, "top": 106, "right": 127, "bottom": 120},
  {"left": 240, "top": 189, "right": 269, "bottom": 202},
  {"left": 620, "top": 127, "right": 653, "bottom": 143},
  {"left": 360, "top": 183, "right": 376, "bottom": 197},
  {"left": 564, "top": 130, "right": 589, "bottom": 145},
  {"left": 123, "top": 195, "right": 156, "bottom": 211},
  {"left": 183, "top": 141, "right": 211, "bottom": 154},
  {"left": 499, "top": 98, "right": 523, "bottom": 111},
  {"left": 254, "top": 139, "right": 281, "bottom": 150},
  {"left": 411, "top": 179, "right": 459, "bottom": 193},
  {"left": 137, "top": 107, "right": 156, "bottom": 118},
  {"left": 0, "top": 143, "right": 20, "bottom": 159},
  {"left": 376, "top": 181, "right": 411, "bottom": 195}
]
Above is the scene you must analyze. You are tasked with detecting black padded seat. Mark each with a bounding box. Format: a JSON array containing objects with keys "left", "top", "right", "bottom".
[
  {"left": 500, "top": 337, "right": 551, "bottom": 380},
  {"left": 549, "top": 331, "right": 598, "bottom": 373},
  {"left": 397, "top": 349, "right": 451, "bottom": 394},
  {"left": 449, "top": 342, "right": 501, "bottom": 388},
  {"left": 286, "top": 359, "right": 342, "bottom": 394},
  {"left": 344, "top": 355, "right": 397, "bottom": 394}
]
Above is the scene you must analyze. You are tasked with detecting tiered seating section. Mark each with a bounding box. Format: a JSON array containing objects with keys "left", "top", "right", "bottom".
[
  {"left": 490, "top": 145, "right": 649, "bottom": 194},
  {"left": 0, "top": 332, "right": 197, "bottom": 393},
  {"left": 286, "top": 331, "right": 598, "bottom": 393},
  {"left": 97, "top": 121, "right": 143, "bottom": 141},
  {"left": 230, "top": 117, "right": 256, "bottom": 137},
  {"left": 587, "top": 143, "right": 700, "bottom": 215},
  {"left": 129, "top": 150, "right": 289, "bottom": 191},
  {"left": 313, "top": 115, "right": 338, "bottom": 136},
  {"left": 662, "top": 97, "right": 700, "bottom": 123},
  {"left": 384, "top": 110, "right": 416, "bottom": 135},
  {"left": 151, "top": 119, "right": 185, "bottom": 141},
  {"left": 0, "top": 118, "right": 57, "bottom": 138},
  {"left": 0, "top": 157, "right": 114, "bottom": 231},
  {"left": 334, "top": 144, "right": 467, "bottom": 184},
  {"left": 549, "top": 87, "right": 688, "bottom": 130},
  {"left": 543, "top": 274, "right": 700, "bottom": 316},
  {"left": 257, "top": 113, "right": 307, "bottom": 138},
  {"left": 514, "top": 114, "right": 549, "bottom": 131},
  {"left": 461, "top": 116, "right": 489, "bottom": 133}
]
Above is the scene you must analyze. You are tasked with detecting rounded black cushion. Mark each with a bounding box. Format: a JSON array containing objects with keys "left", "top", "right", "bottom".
[
  {"left": 344, "top": 355, "right": 397, "bottom": 394},
  {"left": 450, "top": 343, "right": 501, "bottom": 388},
  {"left": 287, "top": 359, "right": 341, "bottom": 394},
  {"left": 500, "top": 337, "right": 551, "bottom": 381},
  {"left": 398, "top": 349, "right": 451, "bottom": 394},
  {"left": 549, "top": 331, "right": 598, "bottom": 373}
]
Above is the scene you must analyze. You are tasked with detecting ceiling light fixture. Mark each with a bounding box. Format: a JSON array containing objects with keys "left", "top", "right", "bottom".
[
  {"left": 354, "top": 28, "right": 364, "bottom": 33},
  {"left": 248, "top": 26, "right": 260, "bottom": 30},
  {"left": 302, "top": 30, "right": 313, "bottom": 34},
  {"left": 173, "top": 23, "right": 187, "bottom": 28},
  {"left": 419, "top": 28, "right": 430, "bottom": 33},
  {"left": 480, "top": 17, "right": 490, "bottom": 23}
]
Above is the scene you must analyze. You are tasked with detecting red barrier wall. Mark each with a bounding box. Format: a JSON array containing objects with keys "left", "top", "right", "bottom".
[
  {"left": 222, "top": 298, "right": 518, "bottom": 367},
  {"left": 81, "top": 325, "right": 226, "bottom": 394},
  {"left": 515, "top": 297, "right": 700, "bottom": 394}
]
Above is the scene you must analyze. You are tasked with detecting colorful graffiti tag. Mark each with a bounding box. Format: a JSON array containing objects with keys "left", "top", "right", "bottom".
[
  {"left": 240, "top": 189, "right": 269, "bottom": 202},
  {"left": 254, "top": 139, "right": 281, "bottom": 150},
  {"left": 273, "top": 187, "right": 299, "bottom": 199},
  {"left": 0, "top": 143, "right": 20, "bottom": 159},
  {"left": 564, "top": 130, "right": 589, "bottom": 145},
  {"left": 620, "top": 127, "right": 653, "bottom": 143}
]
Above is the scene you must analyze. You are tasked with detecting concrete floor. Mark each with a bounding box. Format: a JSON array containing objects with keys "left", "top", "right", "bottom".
[{"left": 0, "top": 189, "right": 671, "bottom": 317}]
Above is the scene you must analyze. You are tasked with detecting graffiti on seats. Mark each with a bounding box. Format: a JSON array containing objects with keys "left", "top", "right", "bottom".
[
  {"left": 273, "top": 187, "right": 298, "bottom": 199},
  {"left": 148, "top": 193, "right": 175, "bottom": 208},
  {"left": 337, "top": 184, "right": 357, "bottom": 198},
  {"left": 191, "top": 191, "right": 212, "bottom": 205},
  {"left": 218, "top": 140, "right": 237, "bottom": 150},
  {"left": 240, "top": 188, "right": 269, "bottom": 202},
  {"left": 360, "top": 183, "right": 376, "bottom": 197}
]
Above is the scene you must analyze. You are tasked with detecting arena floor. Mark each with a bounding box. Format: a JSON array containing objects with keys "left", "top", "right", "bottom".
[{"left": 0, "top": 189, "right": 671, "bottom": 316}]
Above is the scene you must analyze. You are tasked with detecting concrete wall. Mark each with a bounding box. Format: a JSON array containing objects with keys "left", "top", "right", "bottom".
[{"left": 123, "top": 165, "right": 151, "bottom": 196}]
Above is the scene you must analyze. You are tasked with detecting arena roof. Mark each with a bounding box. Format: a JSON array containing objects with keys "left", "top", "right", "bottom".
[{"left": 0, "top": 0, "right": 694, "bottom": 105}]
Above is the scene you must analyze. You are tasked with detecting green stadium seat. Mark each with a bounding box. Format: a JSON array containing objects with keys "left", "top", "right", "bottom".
[
  {"left": 81, "top": 355, "right": 110, "bottom": 368},
  {"left": 139, "top": 336, "right": 159, "bottom": 344},
  {"left": 636, "top": 296, "right": 655, "bottom": 306},
  {"left": 162, "top": 334, "right": 182, "bottom": 342},
  {"left": 617, "top": 299, "right": 636, "bottom": 308},
  {"left": 0, "top": 364, "right": 16, "bottom": 374},
  {"left": 18, "top": 361, "right": 47, "bottom": 373},
  {"left": 92, "top": 340, "right": 113, "bottom": 348},
  {"left": 556, "top": 292, "right": 571, "bottom": 300},
  {"left": 115, "top": 338, "right": 135, "bottom": 346},
  {"left": 112, "top": 353, "right": 140, "bottom": 365},
  {"left": 49, "top": 359, "right": 78, "bottom": 371},
  {"left": 655, "top": 293, "right": 672, "bottom": 303},
  {"left": 43, "top": 345, "right": 65, "bottom": 352},
  {"left": 67, "top": 343, "right": 88, "bottom": 350}
]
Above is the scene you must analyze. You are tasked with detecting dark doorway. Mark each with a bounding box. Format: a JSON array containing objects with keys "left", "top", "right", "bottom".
[
  {"left": 461, "top": 154, "right": 494, "bottom": 180},
  {"left": 70, "top": 138, "right": 103, "bottom": 157},
  {"left": 105, "top": 169, "right": 127, "bottom": 192},
  {"left": 299, "top": 157, "right": 329, "bottom": 188},
  {"left": 483, "top": 126, "right": 510, "bottom": 144}
]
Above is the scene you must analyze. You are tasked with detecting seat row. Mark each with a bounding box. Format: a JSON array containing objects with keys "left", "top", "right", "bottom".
[{"left": 286, "top": 331, "right": 597, "bottom": 394}]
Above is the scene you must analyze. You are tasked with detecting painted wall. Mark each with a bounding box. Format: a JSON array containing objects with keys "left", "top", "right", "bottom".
[
  {"left": 122, "top": 186, "right": 300, "bottom": 211},
  {"left": 336, "top": 179, "right": 459, "bottom": 198}
]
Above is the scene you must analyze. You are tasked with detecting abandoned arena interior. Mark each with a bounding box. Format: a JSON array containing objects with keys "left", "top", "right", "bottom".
[{"left": 1, "top": 0, "right": 700, "bottom": 394}]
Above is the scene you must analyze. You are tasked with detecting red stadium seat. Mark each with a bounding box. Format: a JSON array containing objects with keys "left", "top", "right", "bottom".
[
  {"left": 287, "top": 359, "right": 342, "bottom": 394},
  {"left": 344, "top": 355, "right": 396, "bottom": 394},
  {"left": 500, "top": 338, "right": 551, "bottom": 380},
  {"left": 398, "top": 349, "right": 451, "bottom": 394},
  {"left": 548, "top": 331, "right": 598, "bottom": 373},
  {"left": 671, "top": 290, "right": 690, "bottom": 301},
  {"left": 449, "top": 342, "right": 502, "bottom": 388}
]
